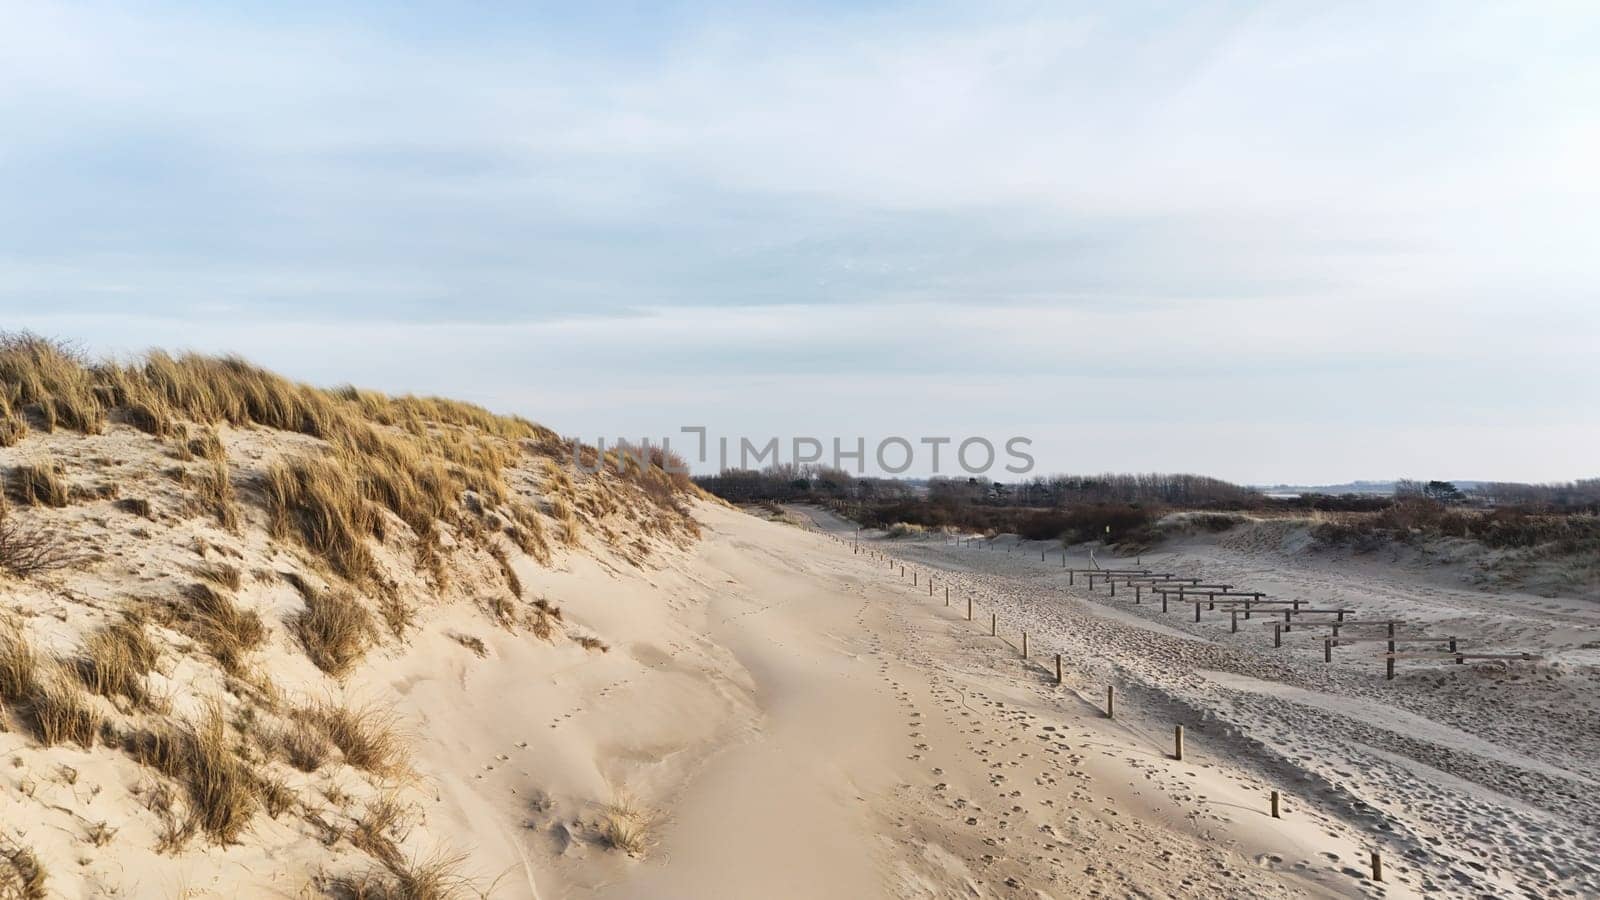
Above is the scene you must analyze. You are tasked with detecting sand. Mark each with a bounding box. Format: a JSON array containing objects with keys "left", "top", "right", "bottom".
[
  {"left": 791, "top": 508, "right": 1599, "bottom": 898},
  {"left": 10, "top": 477, "right": 1588, "bottom": 897}
]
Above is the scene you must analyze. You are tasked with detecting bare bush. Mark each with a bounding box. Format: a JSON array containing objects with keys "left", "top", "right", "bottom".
[{"left": 0, "top": 508, "right": 81, "bottom": 578}]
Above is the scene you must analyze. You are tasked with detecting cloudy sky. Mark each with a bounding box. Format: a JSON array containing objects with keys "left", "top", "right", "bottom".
[{"left": 2, "top": 1, "right": 1596, "bottom": 482}]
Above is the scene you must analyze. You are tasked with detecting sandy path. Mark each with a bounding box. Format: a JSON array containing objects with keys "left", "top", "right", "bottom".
[
  {"left": 583, "top": 506, "right": 1397, "bottom": 899},
  {"left": 794, "top": 509, "right": 1599, "bottom": 898}
]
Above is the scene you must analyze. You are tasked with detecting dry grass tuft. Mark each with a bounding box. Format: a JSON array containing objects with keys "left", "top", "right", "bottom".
[
  {"left": 302, "top": 701, "right": 409, "bottom": 778},
  {"left": 277, "top": 716, "right": 334, "bottom": 772},
  {"left": 328, "top": 851, "right": 475, "bottom": 900},
  {"left": 525, "top": 598, "right": 562, "bottom": 641},
  {"left": 485, "top": 543, "right": 521, "bottom": 600},
  {"left": 550, "top": 497, "right": 581, "bottom": 547},
  {"left": 452, "top": 634, "right": 488, "bottom": 657},
  {"left": 505, "top": 503, "right": 551, "bottom": 566},
  {"left": 597, "top": 796, "right": 657, "bottom": 857},
  {"left": 0, "top": 621, "right": 102, "bottom": 746},
  {"left": 0, "top": 332, "right": 103, "bottom": 433},
  {"left": 189, "top": 457, "right": 240, "bottom": 532},
  {"left": 265, "top": 455, "right": 380, "bottom": 584},
  {"left": 27, "top": 665, "right": 105, "bottom": 748},
  {"left": 0, "top": 417, "right": 25, "bottom": 448},
  {"left": 77, "top": 620, "right": 160, "bottom": 707},
  {"left": 295, "top": 587, "right": 378, "bottom": 676},
  {"left": 196, "top": 561, "right": 243, "bottom": 592},
  {"left": 6, "top": 460, "right": 70, "bottom": 508},
  {"left": 0, "top": 839, "right": 47, "bottom": 900},
  {"left": 129, "top": 704, "right": 260, "bottom": 844},
  {"left": 376, "top": 594, "right": 416, "bottom": 641},
  {"left": 185, "top": 426, "right": 224, "bottom": 460},
  {"left": 158, "top": 583, "right": 266, "bottom": 675},
  {"left": 348, "top": 791, "right": 412, "bottom": 868}
]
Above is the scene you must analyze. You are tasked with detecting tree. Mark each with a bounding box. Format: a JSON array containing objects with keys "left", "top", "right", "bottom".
[{"left": 1423, "top": 480, "right": 1464, "bottom": 503}]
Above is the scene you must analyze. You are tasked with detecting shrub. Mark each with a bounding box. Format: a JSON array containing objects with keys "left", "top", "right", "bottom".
[{"left": 0, "top": 508, "right": 81, "bottom": 578}]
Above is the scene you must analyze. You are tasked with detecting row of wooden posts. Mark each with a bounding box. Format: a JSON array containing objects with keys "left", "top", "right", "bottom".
[
  {"left": 835, "top": 533, "right": 1392, "bottom": 882},
  {"left": 946, "top": 536, "right": 1541, "bottom": 681}
]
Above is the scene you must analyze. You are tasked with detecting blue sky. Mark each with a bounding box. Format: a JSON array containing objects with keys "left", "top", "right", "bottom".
[{"left": 2, "top": 1, "right": 1597, "bottom": 482}]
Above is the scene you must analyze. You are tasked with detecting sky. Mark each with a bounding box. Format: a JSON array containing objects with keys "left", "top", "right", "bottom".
[{"left": 2, "top": 1, "right": 1597, "bottom": 483}]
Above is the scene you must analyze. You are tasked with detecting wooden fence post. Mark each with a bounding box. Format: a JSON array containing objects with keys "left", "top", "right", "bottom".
[
  {"left": 1270, "top": 790, "right": 1280, "bottom": 818},
  {"left": 1022, "top": 632, "right": 1028, "bottom": 658},
  {"left": 990, "top": 613, "right": 996, "bottom": 637},
  {"left": 1054, "top": 653, "right": 1062, "bottom": 684},
  {"left": 966, "top": 598, "right": 972, "bottom": 621},
  {"left": 1173, "top": 725, "right": 1183, "bottom": 761},
  {"left": 1370, "top": 851, "right": 1383, "bottom": 882},
  {"left": 1105, "top": 686, "right": 1115, "bottom": 718},
  {"left": 1274, "top": 624, "right": 1282, "bottom": 647},
  {"left": 945, "top": 586, "right": 949, "bottom": 606}
]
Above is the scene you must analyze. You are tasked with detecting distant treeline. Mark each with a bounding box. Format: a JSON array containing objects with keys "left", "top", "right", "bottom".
[{"left": 694, "top": 466, "right": 1600, "bottom": 547}]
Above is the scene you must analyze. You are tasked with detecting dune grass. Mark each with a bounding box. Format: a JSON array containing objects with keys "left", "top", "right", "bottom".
[
  {"left": 129, "top": 704, "right": 260, "bottom": 845},
  {"left": 6, "top": 460, "right": 69, "bottom": 508},
  {"left": 329, "top": 851, "right": 475, "bottom": 900},
  {"left": 2, "top": 332, "right": 701, "bottom": 588},
  {"left": 77, "top": 619, "right": 160, "bottom": 707},
  {"left": 302, "top": 701, "right": 409, "bottom": 778},
  {"left": 0, "top": 839, "right": 47, "bottom": 900},
  {"left": 295, "top": 587, "right": 378, "bottom": 677}
]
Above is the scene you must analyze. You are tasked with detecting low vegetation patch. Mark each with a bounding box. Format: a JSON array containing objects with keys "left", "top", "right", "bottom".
[
  {"left": 6, "top": 460, "right": 69, "bottom": 508},
  {"left": 129, "top": 704, "right": 260, "bottom": 845},
  {"left": 77, "top": 619, "right": 160, "bottom": 707},
  {"left": 302, "top": 701, "right": 409, "bottom": 778},
  {"left": 0, "top": 507, "right": 80, "bottom": 578},
  {"left": 295, "top": 587, "right": 378, "bottom": 677}
]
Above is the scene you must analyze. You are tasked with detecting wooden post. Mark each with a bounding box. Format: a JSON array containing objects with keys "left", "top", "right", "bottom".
[
  {"left": 1451, "top": 637, "right": 1461, "bottom": 663},
  {"left": 1105, "top": 686, "right": 1114, "bottom": 719},
  {"left": 1069, "top": 571, "right": 1074, "bottom": 586},
  {"left": 1370, "top": 851, "right": 1383, "bottom": 882},
  {"left": 1161, "top": 593, "right": 1168, "bottom": 613},
  {"left": 1207, "top": 591, "right": 1214, "bottom": 610},
  {"left": 1193, "top": 601, "right": 1201, "bottom": 623},
  {"left": 913, "top": 571, "right": 917, "bottom": 586},
  {"left": 1173, "top": 724, "right": 1184, "bottom": 761},
  {"left": 1230, "top": 609, "right": 1238, "bottom": 633},
  {"left": 1110, "top": 580, "right": 1116, "bottom": 597},
  {"left": 966, "top": 597, "right": 972, "bottom": 621},
  {"left": 1270, "top": 790, "right": 1280, "bottom": 818},
  {"left": 1274, "top": 624, "right": 1282, "bottom": 648},
  {"left": 1324, "top": 638, "right": 1332, "bottom": 663},
  {"left": 1054, "top": 653, "right": 1062, "bottom": 684},
  {"left": 1386, "top": 622, "right": 1396, "bottom": 681},
  {"left": 928, "top": 580, "right": 933, "bottom": 596},
  {"left": 1135, "top": 585, "right": 1141, "bottom": 604},
  {"left": 945, "top": 586, "right": 949, "bottom": 606},
  {"left": 990, "top": 613, "right": 996, "bottom": 636},
  {"left": 1022, "top": 632, "right": 1028, "bottom": 658}
]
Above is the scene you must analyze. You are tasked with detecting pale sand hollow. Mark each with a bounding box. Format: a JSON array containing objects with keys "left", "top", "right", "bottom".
[{"left": 374, "top": 502, "right": 1406, "bottom": 899}]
